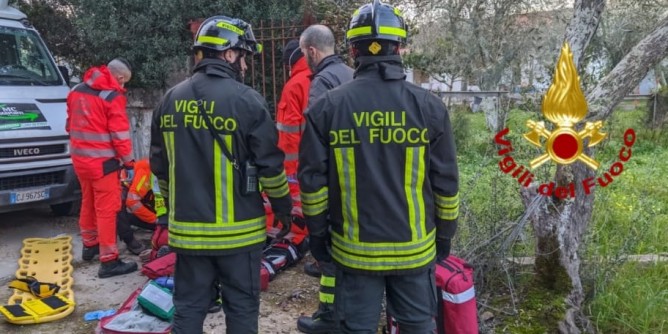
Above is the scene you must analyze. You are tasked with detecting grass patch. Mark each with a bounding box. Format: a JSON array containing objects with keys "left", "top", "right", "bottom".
[
  {"left": 587, "top": 109, "right": 668, "bottom": 255},
  {"left": 589, "top": 262, "right": 668, "bottom": 334},
  {"left": 451, "top": 108, "right": 668, "bottom": 333}
]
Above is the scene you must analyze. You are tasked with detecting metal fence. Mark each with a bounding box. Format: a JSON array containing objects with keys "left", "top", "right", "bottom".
[
  {"left": 248, "top": 20, "right": 307, "bottom": 115},
  {"left": 432, "top": 91, "right": 659, "bottom": 115},
  {"left": 188, "top": 19, "right": 309, "bottom": 117}
]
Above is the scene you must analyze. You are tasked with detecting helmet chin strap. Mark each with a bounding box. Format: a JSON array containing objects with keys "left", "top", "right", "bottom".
[
  {"left": 230, "top": 58, "right": 244, "bottom": 82},
  {"left": 226, "top": 50, "right": 245, "bottom": 82}
]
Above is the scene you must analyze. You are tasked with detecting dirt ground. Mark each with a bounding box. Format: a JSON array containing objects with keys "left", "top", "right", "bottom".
[{"left": 0, "top": 206, "right": 323, "bottom": 334}]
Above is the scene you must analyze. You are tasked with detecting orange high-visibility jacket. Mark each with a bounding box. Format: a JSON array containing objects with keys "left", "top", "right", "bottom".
[
  {"left": 276, "top": 57, "right": 311, "bottom": 176},
  {"left": 125, "top": 159, "right": 160, "bottom": 223},
  {"left": 66, "top": 66, "right": 133, "bottom": 180}
]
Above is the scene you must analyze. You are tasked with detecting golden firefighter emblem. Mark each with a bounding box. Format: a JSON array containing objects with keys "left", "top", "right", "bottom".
[{"left": 523, "top": 42, "right": 606, "bottom": 170}]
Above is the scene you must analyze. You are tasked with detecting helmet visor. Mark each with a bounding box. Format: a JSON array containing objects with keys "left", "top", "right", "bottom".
[{"left": 241, "top": 25, "right": 263, "bottom": 55}]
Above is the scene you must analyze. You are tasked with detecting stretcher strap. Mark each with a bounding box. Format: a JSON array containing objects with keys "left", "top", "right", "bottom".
[{"left": 9, "top": 277, "right": 60, "bottom": 298}]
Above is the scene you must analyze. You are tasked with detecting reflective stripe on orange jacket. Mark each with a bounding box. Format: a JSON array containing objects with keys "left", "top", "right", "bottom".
[
  {"left": 276, "top": 57, "right": 311, "bottom": 177},
  {"left": 66, "top": 65, "right": 133, "bottom": 180},
  {"left": 125, "top": 159, "right": 157, "bottom": 224}
]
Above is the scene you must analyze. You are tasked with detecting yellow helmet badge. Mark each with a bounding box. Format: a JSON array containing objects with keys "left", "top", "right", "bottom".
[{"left": 523, "top": 42, "right": 607, "bottom": 170}]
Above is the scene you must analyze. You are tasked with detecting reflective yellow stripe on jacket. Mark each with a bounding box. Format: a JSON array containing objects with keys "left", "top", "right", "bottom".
[
  {"left": 164, "top": 132, "right": 265, "bottom": 250},
  {"left": 405, "top": 146, "right": 427, "bottom": 240},
  {"left": 301, "top": 187, "right": 328, "bottom": 216},
  {"left": 335, "top": 147, "right": 358, "bottom": 241},
  {"left": 259, "top": 171, "right": 290, "bottom": 198},
  {"left": 435, "top": 192, "right": 459, "bottom": 221},
  {"left": 330, "top": 146, "right": 435, "bottom": 272},
  {"left": 331, "top": 229, "right": 436, "bottom": 271}
]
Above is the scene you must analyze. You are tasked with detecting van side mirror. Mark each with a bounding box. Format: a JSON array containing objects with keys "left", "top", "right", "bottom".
[{"left": 58, "top": 65, "right": 70, "bottom": 86}]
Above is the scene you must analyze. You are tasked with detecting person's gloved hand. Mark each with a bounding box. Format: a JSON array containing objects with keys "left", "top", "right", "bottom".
[
  {"left": 436, "top": 238, "right": 451, "bottom": 262},
  {"left": 273, "top": 213, "right": 292, "bottom": 240},
  {"left": 157, "top": 215, "right": 169, "bottom": 226},
  {"left": 123, "top": 161, "right": 135, "bottom": 181},
  {"left": 310, "top": 234, "right": 332, "bottom": 263}
]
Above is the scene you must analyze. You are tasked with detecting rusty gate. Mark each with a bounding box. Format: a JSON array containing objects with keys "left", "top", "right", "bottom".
[
  {"left": 248, "top": 20, "right": 308, "bottom": 116},
  {"left": 189, "top": 19, "right": 308, "bottom": 117}
]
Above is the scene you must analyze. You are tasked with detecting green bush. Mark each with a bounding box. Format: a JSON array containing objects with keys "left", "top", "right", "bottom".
[{"left": 450, "top": 108, "right": 473, "bottom": 154}]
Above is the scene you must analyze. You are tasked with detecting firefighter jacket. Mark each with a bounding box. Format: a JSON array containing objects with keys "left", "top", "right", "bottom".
[
  {"left": 276, "top": 57, "right": 311, "bottom": 176},
  {"left": 150, "top": 58, "right": 292, "bottom": 256},
  {"left": 66, "top": 66, "right": 133, "bottom": 180},
  {"left": 123, "top": 159, "right": 166, "bottom": 224},
  {"left": 307, "top": 55, "right": 354, "bottom": 108},
  {"left": 298, "top": 55, "right": 459, "bottom": 276}
]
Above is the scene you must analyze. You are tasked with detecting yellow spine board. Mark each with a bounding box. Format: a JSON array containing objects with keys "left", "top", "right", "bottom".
[{"left": 0, "top": 236, "right": 75, "bottom": 324}]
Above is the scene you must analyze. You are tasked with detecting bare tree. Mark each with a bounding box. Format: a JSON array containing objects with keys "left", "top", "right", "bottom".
[
  {"left": 405, "top": 0, "right": 569, "bottom": 132},
  {"left": 521, "top": 1, "right": 668, "bottom": 332},
  {"left": 408, "top": 1, "right": 667, "bottom": 332}
]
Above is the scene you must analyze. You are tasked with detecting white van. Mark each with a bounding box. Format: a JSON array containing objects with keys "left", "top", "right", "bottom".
[{"left": 0, "top": 0, "right": 80, "bottom": 215}]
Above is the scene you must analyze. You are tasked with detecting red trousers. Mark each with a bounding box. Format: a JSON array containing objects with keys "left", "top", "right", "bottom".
[{"left": 78, "top": 172, "right": 121, "bottom": 263}]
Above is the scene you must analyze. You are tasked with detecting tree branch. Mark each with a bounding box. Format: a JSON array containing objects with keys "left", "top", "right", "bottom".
[
  {"left": 564, "top": 0, "right": 606, "bottom": 68},
  {"left": 587, "top": 11, "right": 668, "bottom": 121}
]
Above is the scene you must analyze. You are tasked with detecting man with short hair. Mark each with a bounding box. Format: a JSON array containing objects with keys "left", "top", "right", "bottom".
[
  {"left": 299, "top": 1, "right": 460, "bottom": 332},
  {"left": 300, "top": 25, "right": 354, "bottom": 109},
  {"left": 299, "top": 26, "right": 354, "bottom": 280},
  {"left": 66, "top": 57, "right": 138, "bottom": 279},
  {"left": 297, "top": 24, "right": 354, "bottom": 334}
]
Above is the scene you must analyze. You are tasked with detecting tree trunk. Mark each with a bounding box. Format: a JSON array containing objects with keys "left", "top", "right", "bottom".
[
  {"left": 563, "top": 0, "right": 606, "bottom": 68},
  {"left": 524, "top": 5, "right": 668, "bottom": 334}
]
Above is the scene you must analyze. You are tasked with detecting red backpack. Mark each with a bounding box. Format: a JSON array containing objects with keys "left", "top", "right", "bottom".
[
  {"left": 141, "top": 252, "right": 176, "bottom": 279},
  {"left": 150, "top": 224, "right": 170, "bottom": 261},
  {"left": 260, "top": 239, "right": 303, "bottom": 291},
  {"left": 386, "top": 255, "right": 479, "bottom": 334},
  {"left": 141, "top": 224, "right": 174, "bottom": 279},
  {"left": 95, "top": 285, "right": 171, "bottom": 334}
]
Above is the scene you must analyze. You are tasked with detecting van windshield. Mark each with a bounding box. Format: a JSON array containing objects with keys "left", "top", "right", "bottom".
[{"left": 0, "top": 26, "right": 62, "bottom": 86}]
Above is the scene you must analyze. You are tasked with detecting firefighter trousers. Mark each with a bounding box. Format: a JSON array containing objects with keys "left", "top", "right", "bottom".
[
  {"left": 171, "top": 249, "right": 262, "bottom": 334},
  {"left": 335, "top": 265, "right": 437, "bottom": 334},
  {"left": 78, "top": 172, "right": 121, "bottom": 263}
]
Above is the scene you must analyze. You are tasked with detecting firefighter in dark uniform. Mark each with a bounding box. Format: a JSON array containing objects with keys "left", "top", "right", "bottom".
[
  {"left": 297, "top": 1, "right": 460, "bottom": 333},
  {"left": 150, "top": 16, "right": 292, "bottom": 334}
]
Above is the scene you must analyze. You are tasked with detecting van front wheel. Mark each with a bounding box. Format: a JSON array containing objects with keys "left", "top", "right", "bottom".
[{"left": 50, "top": 200, "right": 80, "bottom": 217}]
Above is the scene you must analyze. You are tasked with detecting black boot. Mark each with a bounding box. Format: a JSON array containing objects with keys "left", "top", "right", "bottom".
[
  {"left": 297, "top": 304, "right": 340, "bottom": 334},
  {"left": 82, "top": 244, "right": 99, "bottom": 261},
  {"left": 98, "top": 259, "right": 138, "bottom": 278},
  {"left": 304, "top": 261, "right": 322, "bottom": 278},
  {"left": 208, "top": 282, "right": 223, "bottom": 313},
  {"left": 126, "top": 239, "right": 147, "bottom": 255},
  {"left": 208, "top": 297, "right": 222, "bottom": 313}
]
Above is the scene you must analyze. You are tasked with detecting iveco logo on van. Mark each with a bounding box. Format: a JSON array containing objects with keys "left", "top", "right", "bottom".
[{"left": 13, "top": 148, "right": 40, "bottom": 156}]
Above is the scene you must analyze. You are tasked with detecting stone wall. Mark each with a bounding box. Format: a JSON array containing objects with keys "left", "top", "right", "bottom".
[
  {"left": 126, "top": 61, "right": 190, "bottom": 159},
  {"left": 126, "top": 88, "right": 165, "bottom": 160},
  {"left": 126, "top": 58, "right": 191, "bottom": 160}
]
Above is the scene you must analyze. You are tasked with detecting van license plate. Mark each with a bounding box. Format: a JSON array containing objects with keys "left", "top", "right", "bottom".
[{"left": 10, "top": 188, "right": 50, "bottom": 204}]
